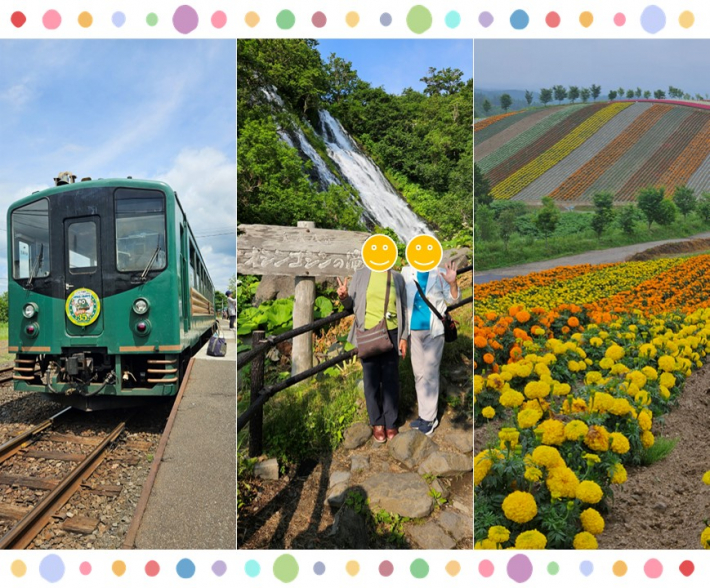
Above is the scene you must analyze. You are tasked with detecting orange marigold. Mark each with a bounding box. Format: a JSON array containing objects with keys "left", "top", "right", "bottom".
[
  {"left": 483, "top": 353, "right": 495, "bottom": 364},
  {"left": 515, "top": 310, "right": 531, "bottom": 323},
  {"left": 568, "top": 316, "right": 580, "bottom": 328},
  {"left": 474, "top": 336, "right": 488, "bottom": 349}
]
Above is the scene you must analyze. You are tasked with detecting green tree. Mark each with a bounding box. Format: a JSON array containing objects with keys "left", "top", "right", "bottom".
[
  {"left": 553, "top": 85, "right": 567, "bottom": 104},
  {"left": 568, "top": 86, "right": 580, "bottom": 103},
  {"left": 0, "top": 291, "right": 7, "bottom": 323},
  {"left": 580, "top": 87, "right": 591, "bottom": 103},
  {"left": 590, "top": 84, "right": 601, "bottom": 101},
  {"left": 657, "top": 199, "right": 678, "bottom": 226},
  {"left": 673, "top": 185, "right": 696, "bottom": 220},
  {"left": 525, "top": 90, "right": 533, "bottom": 106},
  {"left": 618, "top": 204, "right": 637, "bottom": 235},
  {"left": 475, "top": 205, "right": 498, "bottom": 242},
  {"left": 643, "top": 90, "right": 652, "bottom": 99},
  {"left": 617, "top": 87, "right": 625, "bottom": 97},
  {"left": 697, "top": 193, "right": 710, "bottom": 223},
  {"left": 535, "top": 197, "right": 560, "bottom": 248},
  {"left": 420, "top": 67, "right": 465, "bottom": 96},
  {"left": 654, "top": 89, "right": 666, "bottom": 99},
  {"left": 325, "top": 53, "right": 359, "bottom": 104},
  {"left": 500, "top": 93, "right": 513, "bottom": 112},
  {"left": 635, "top": 87, "right": 642, "bottom": 98},
  {"left": 608, "top": 90, "right": 618, "bottom": 101},
  {"left": 591, "top": 191, "right": 615, "bottom": 239},
  {"left": 636, "top": 186, "right": 666, "bottom": 230},
  {"left": 625, "top": 89, "right": 634, "bottom": 99},
  {"left": 539, "top": 88, "right": 553, "bottom": 106},
  {"left": 474, "top": 163, "right": 492, "bottom": 208},
  {"left": 498, "top": 208, "right": 518, "bottom": 252},
  {"left": 482, "top": 98, "right": 492, "bottom": 115}
]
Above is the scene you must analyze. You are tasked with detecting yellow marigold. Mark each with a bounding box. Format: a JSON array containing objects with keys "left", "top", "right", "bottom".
[
  {"left": 474, "top": 538, "right": 498, "bottom": 550},
  {"left": 501, "top": 491, "right": 538, "bottom": 524},
  {"left": 564, "top": 420, "right": 589, "bottom": 441},
  {"left": 482, "top": 406, "right": 495, "bottom": 419},
  {"left": 474, "top": 449, "right": 503, "bottom": 486},
  {"left": 524, "top": 380, "right": 551, "bottom": 400},
  {"left": 599, "top": 357, "right": 615, "bottom": 370},
  {"left": 518, "top": 408, "right": 543, "bottom": 429},
  {"left": 524, "top": 466, "right": 543, "bottom": 482},
  {"left": 639, "top": 343, "right": 657, "bottom": 358},
  {"left": 590, "top": 392, "right": 614, "bottom": 413},
  {"left": 702, "top": 527, "right": 710, "bottom": 549},
  {"left": 487, "top": 373, "right": 505, "bottom": 389},
  {"left": 659, "top": 372, "right": 676, "bottom": 389},
  {"left": 576, "top": 480, "right": 603, "bottom": 504},
  {"left": 589, "top": 337, "right": 603, "bottom": 347},
  {"left": 515, "top": 529, "right": 547, "bottom": 549},
  {"left": 659, "top": 385, "right": 671, "bottom": 400},
  {"left": 605, "top": 345, "right": 625, "bottom": 361},
  {"left": 573, "top": 531, "right": 599, "bottom": 549},
  {"left": 641, "top": 430, "right": 655, "bottom": 449},
  {"left": 498, "top": 427, "right": 520, "bottom": 450},
  {"left": 658, "top": 355, "right": 676, "bottom": 372},
  {"left": 626, "top": 370, "right": 647, "bottom": 389},
  {"left": 580, "top": 508, "right": 605, "bottom": 535},
  {"left": 585, "top": 371, "right": 603, "bottom": 385},
  {"left": 582, "top": 453, "right": 601, "bottom": 465},
  {"left": 609, "top": 432, "right": 630, "bottom": 454},
  {"left": 488, "top": 525, "right": 510, "bottom": 544},
  {"left": 500, "top": 389, "right": 525, "bottom": 408},
  {"left": 610, "top": 463, "right": 627, "bottom": 484},
  {"left": 531, "top": 445, "right": 564, "bottom": 469},
  {"left": 609, "top": 398, "right": 632, "bottom": 417},
  {"left": 534, "top": 419, "right": 565, "bottom": 446},
  {"left": 546, "top": 466, "right": 579, "bottom": 498},
  {"left": 474, "top": 375, "right": 485, "bottom": 394},
  {"left": 638, "top": 410, "right": 652, "bottom": 431},
  {"left": 552, "top": 382, "right": 571, "bottom": 396},
  {"left": 641, "top": 366, "right": 658, "bottom": 381},
  {"left": 513, "top": 362, "right": 534, "bottom": 378},
  {"left": 584, "top": 425, "right": 610, "bottom": 452},
  {"left": 611, "top": 363, "right": 630, "bottom": 375},
  {"left": 534, "top": 363, "right": 551, "bottom": 378},
  {"left": 634, "top": 389, "right": 651, "bottom": 406},
  {"left": 568, "top": 360, "right": 585, "bottom": 372},
  {"left": 703, "top": 471, "right": 710, "bottom": 486}
]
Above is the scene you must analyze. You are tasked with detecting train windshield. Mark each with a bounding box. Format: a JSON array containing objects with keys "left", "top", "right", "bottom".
[
  {"left": 11, "top": 198, "right": 50, "bottom": 280},
  {"left": 115, "top": 190, "right": 167, "bottom": 272}
]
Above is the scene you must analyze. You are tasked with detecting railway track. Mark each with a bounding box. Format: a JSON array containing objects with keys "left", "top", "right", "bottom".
[{"left": 0, "top": 366, "right": 14, "bottom": 385}]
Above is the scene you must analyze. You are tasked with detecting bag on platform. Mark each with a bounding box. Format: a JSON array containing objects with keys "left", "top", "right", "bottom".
[
  {"left": 356, "top": 271, "right": 395, "bottom": 360},
  {"left": 414, "top": 279, "right": 458, "bottom": 343},
  {"left": 207, "top": 328, "right": 228, "bottom": 357}
]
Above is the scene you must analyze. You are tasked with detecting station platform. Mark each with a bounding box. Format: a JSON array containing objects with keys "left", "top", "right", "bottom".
[{"left": 132, "top": 320, "right": 236, "bottom": 549}]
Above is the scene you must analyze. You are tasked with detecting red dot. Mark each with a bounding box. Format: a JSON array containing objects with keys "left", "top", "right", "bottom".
[
  {"left": 546, "top": 11, "right": 561, "bottom": 28},
  {"left": 11, "top": 11, "right": 26, "bottom": 28},
  {"left": 312, "top": 11, "right": 327, "bottom": 28},
  {"left": 145, "top": 561, "right": 160, "bottom": 577},
  {"left": 679, "top": 561, "right": 694, "bottom": 577},
  {"left": 379, "top": 561, "right": 394, "bottom": 577}
]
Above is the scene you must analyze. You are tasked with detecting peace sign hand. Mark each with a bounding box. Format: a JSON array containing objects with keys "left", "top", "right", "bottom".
[
  {"left": 439, "top": 261, "right": 458, "bottom": 285},
  {"left": 336, "top": 277, "right": 349, "bottom": 299}
]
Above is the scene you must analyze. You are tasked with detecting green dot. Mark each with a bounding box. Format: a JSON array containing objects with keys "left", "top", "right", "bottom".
[
  {"left": 410, "top": 559, "right": 429, "bottom": 579},
  {"left": 407, "top": 5, "right": 433, "bottom": 34},
  {"left": 276, "top": 10, "right": 296, "bottom": 29},
  {"left": 548, "top": 562, "right": 560, "bottom": 575},
  {"left": 146, "top": 13, "right": 158, "bottom": 26},
  {"left": 273, "top": 554, "right": 299, "bottom": 583}
]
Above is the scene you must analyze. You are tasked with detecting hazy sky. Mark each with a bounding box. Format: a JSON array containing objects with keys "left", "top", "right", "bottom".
[
  {"left": 316, "top": 39, "right": 473, "bottom": 94},
  {"left": 475, "top": 40, "right": 710, "bottom": 96},
  {"left": 0, "top": 40, "right": 236, "bottom": 292}
]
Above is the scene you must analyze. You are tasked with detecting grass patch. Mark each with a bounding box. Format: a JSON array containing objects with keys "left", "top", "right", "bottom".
[
  {"left": 0, "top": 322, "right": 11, "bottom": 365},
  {"left": 641, "top": 436, "right": 679, "bottom": 466}
]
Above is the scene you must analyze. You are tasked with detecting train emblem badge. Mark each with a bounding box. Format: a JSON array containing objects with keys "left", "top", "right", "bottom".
[{"left": 65, "top": 288, "right": 101, "bottom": 326}]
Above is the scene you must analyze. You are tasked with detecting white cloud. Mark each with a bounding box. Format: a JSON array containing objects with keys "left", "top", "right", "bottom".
[{"left": 0, "top": 83, "right": 34, "bottom": 108}]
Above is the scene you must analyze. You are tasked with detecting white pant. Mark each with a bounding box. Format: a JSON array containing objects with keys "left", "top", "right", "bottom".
[{"left": 410, "top": 330, "right": 445, "bottom": 422}]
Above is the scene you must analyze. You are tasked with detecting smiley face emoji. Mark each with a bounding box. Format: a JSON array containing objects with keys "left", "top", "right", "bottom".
[
  {"left": 361, "top": 234, "right": 398, "bottom": 272},
  {"left": 406, "top": 234, "right": 443, "bottom": 272}
]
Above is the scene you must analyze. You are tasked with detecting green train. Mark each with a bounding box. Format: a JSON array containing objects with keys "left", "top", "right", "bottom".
[{"left": 7, "top": 174, "right": 216, "bottom": 409}]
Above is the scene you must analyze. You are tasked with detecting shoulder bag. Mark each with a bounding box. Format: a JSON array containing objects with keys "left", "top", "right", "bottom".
[
  {"left": 414, "top": 279, "right": 458, "bottom": 343},
  {"left": 356, "top": 271, "right": 395, "bottom": 359}
]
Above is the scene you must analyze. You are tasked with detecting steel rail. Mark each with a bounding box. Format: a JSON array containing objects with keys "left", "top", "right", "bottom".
[{"left": 0, "top": 407, "right": 72, "bottom": 465}]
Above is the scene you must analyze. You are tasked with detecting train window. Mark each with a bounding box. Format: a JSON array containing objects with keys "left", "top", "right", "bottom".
[
  {"left": 11, "top": 198, "right": 50, "bottom": 280},
  {"left": 115, "top": 190, "right": 167, "bottom": 273},
  {"left": 67, "top": 221, "right": 98, "bottom": 272},
  {"left": 189, "top": 244, "right": 196, "bottom": 289}
]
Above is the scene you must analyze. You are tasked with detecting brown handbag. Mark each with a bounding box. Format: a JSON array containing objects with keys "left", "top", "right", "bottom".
[{"left": 356, "top": 271, "right": 395, "bottom": 360}]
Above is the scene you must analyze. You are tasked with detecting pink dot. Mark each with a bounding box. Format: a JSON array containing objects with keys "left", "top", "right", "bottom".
[
  {"left": 546, "top": 12, "right": 561, "bottom": 28},
  {"left": 79, "top": 562, "right": 92, "bottom": 576},
  {"left": 644, "top": 559, "right": 663, "bottom": 579},
  {"left": 145, "top": 560, "right": 160, "bottom": 577},
  {"left": 379, "top": 560, "right": 394, "bottom": 577},
  {"left": 614, "top": 12, "right": 626, "bottom": 26},
  {"left": 42, "top": 9, "right": 62, "bottom": 29},
  {"left": 479, "top": 560, "right": 494, "bottom": 578},
  {"left": 312, "top": 11, "right": 327, "bottom": 28},
  {"left": 211, "top": 11, "right": 227, "bottom": 29}
]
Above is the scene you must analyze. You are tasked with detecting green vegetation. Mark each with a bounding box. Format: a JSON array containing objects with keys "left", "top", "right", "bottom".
[{"left": 641, "top": 435, "right": 679, "bottom": 466}]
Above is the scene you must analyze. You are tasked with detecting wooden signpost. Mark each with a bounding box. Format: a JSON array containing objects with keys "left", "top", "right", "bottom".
[{"left": 237, "top": 222, "right": 369, "bottom": 376}]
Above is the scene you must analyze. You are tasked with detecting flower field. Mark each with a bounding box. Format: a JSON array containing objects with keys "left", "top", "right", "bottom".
[{"left": 473, "top": 255, "right": 710, "bottom": 549}]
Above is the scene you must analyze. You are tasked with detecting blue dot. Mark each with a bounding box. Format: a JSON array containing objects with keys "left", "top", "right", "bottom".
[
  {"left": 112, "top": 11, "right": 126, "bottom": 28},
  {"left": 314, "top": 561, "right": 326, "bottom": 576},
  {"left": 445, "top": 11, "right": 461, "bottom": 29},
  {"left": 580, "top": 561, "right": 594, "bottom": 577},
  {"left": 640, "top": 5, "right": 666, "bottom": 34},
  {"left": 176, "top": 559, "right": 196, "bottom": 579},
  {"left": 380, "top": 13, "right": 392, "bottom": 27},
  {"left": 510, "top": 10, "right": 529, "bottom": 30},
  {"left": 39, "top": 555, "right": 65, "bottom": 583},
  {"left": 245, "top": 560, "right": 260, "bottom": 578}
]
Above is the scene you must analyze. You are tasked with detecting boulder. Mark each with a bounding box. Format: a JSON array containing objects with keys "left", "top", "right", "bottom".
[
  {"left": 343, "top": 422, "right": 372, "bottom": 450},
  {"left": 350, "top": 455, "right": 370, "bottom": 473},
  {"left": 388, "top": 430, "right": 438, "bottom": 469},
  {"left": 329, "top": 471, "right": 352, "bottom": 489},
  {"left": 443, "top": 247, "right": 471, "bottom": 269},
  {"left": 253, "top": 275, "right": 295, "bottom": 304},
  {"left": 325, "top": 482, "right": 350, "bottom": 507},
  {"left": 362, "top": 472, "right": 433, "bottom": 518},
  {"left": 418, "top": 452, "right": 472, "bottom": 477},
  {"left": 407, "top": 520, "right": 456, "bottom": 550},
  {"left": 430, "top": 478, "right": 450, "bottom": 500},
  {"left": 447, "top": 365, "right": 470, "bottom": 384},
  {"left": 329, "top": 505, "right": 370, "bottom": 549},
  {"left": 254, "top": 458, "right": 279, "bottom": 481},
  {"left": 437, "top": 510, "right": 472, "bottom": 542},
  {"left": 443, "top": 430, "right": 473, "bottom": 454}
]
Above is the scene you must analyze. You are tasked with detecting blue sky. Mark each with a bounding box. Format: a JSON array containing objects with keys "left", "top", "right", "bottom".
[
  {"left": 315, "top": 39, "right": 473, "bottom": 94},
  {"left": 0, "top": 40, "right": 236, "bottom": 292}
]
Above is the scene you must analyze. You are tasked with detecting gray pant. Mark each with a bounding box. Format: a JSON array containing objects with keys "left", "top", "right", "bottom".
[{"left": 410, "top": 330, "right": 445, "bottom": 422}]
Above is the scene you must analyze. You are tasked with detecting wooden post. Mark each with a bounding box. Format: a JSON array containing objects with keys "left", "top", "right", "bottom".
[
  {"left": 249, "top": 330, "right": 265, "bottom": 457},
  {"left": 292, "top": 221, "right": 316, "bottom": 377}
]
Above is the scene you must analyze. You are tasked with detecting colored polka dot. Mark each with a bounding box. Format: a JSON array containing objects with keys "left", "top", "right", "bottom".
[
  {"left": 546, "top": 12, "right": 561, "bottom": 28},
  {"left": 445, "top": 11, "right": 461, "bottom": 29},
  {"left": 112, "top": 561, "right": 126, "bottom": 577},
  {"left": 274, "top": 555, "right": 299, "bottom": 583},
  {"left": 379, "top": 561, "right": 394, "bottom": 577},
  {"left": 173, "top": 5, "right": 198, "bottom": 34},
  {"left": 547, "top": 562, "right": 560, "bottom": 575},
  {"left": 644, "top": 559, "right": 663, "bottom": 579},
  {"left": 479, "top": 12, "right": 494, "bottom": 28},
  {"left": 614, "top": 13, "right": 627, "bottom": 26},
  {"left": 313, "top": 562, "right": 325, "bottom": 576},
  {"left": 276, "top": 10, "right": 295, "bottom": 30},
  {"left": 579, "top": 11, "right": 594, "bottom": 28},
  {"left": 407, "top": 6, "right": 433, "bottom": 34},
  {"left": 245, "top": 560, "right": 260, "bottom": 578},
  {"left": 580, "top": 561, "right": 593, "bottom": 577},
  {"left": 446, "top": 561, "right": 461, "bottom": 577},
  {"left": 145, "top": 561, "right": 160, "bottom": 577},
  {"left": 176, "top": 559, "right": 195, "bottom": 579},
  {"left": 112, "top": 12, "right": 126, "bottom": 27},
  {"left": 345, "top": 561, "right": 360, "bottom": 577},
  {"left": 43, "top": 10, "right": 62, "bottom": 30},
  {"left": 613, "top": 561, "right": 628, "bottom": 577},
  {"left": 11, "top": 560, "right": 26, "bottom": 578},
  {"left": 39, "top": 555, "right": 65, "bottom": 583},
  {"left": 410, "top": 559, "right": 429, "bottom": 579},
  {"left": 211, "top": 11, "right": 227, "bottom": 29},
  {"left": 510, "top": 10, "right": 529, "bottom": 30},
  {"left": 79, "top": 562, "right": 92, "bottom": 576},
  {"left": 380, "top": 13, "right": 392, "bottom": 27},
  {"left": 245, "top": 12, "right": 260, "bottom": 28},
  {"left": 346, "top": 12, "right": 360, "bottom": 28},
  {"left": 11, "top": 11, "right": 26, "bottom": 28},
  {"left": 146, "top": 13, "right": 159, "bottom": 27},
  {"left": 312, "top": 12, "right": 327, "bottom": 28},
  {"left": 641, "top": 5, "right": 666, "bottom": 34},
  {"left": 479, "top": 560, "right": 494, "bottom": 578},
  {"left": 212, "top": 561, "right": 227, "bottom": 577},
  {"left": 78, "top": 11, "right": 92, "bottom": 28},
  {"left": 679, "top": 560, "right": 694, "bottom": 577},
  {"left": 679, "top": 11, "right": 695, "bottom": 28},
  {"left": 507, "top": 555, "right": 532, "bottom": 583}
]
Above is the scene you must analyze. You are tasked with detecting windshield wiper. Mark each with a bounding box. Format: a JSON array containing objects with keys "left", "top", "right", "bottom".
[
  {"left": 140, "top": 236, "right": 163, "bottom": 281},
  {"left": 26, "top": 243, "right": 44, "bottom": 289}
]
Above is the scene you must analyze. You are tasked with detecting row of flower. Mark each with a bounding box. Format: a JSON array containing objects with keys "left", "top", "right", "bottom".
[
  {"left": 474, "top": 110, "right": 520, "bottom": 133},
  {"left": 655, "top": 115, "right": 710, "bottom": 198},
  {"left": 491, "top": 103, "right": 631, "bottom": 200}
]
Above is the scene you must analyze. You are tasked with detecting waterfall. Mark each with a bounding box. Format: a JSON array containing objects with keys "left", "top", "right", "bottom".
[{"left": 318, "top": 110, "right": 429, "bottom": 242}]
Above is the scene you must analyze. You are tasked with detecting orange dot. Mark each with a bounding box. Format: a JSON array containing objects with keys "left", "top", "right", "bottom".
[
  {"left": 579, "top": 11, "right": 594, "bottom": 28},
  {"left": 11, "top": 560, "right": 26, "bottom": 578},
  {"left": 345, "top": 561, "right": 360, "bottom": 576},
  {"left": 445, "top": 561, "right": 461, "bottom": 577},
  {"left": 78, "top": 11, "right": 93, "bottom": 28},
  {"left": 613, "top": 561, "right": 628, "bottom": 577},
  {"left": 679, "top": 11, "right": 694, "bottom": 28},
  {"left": 245, "top": 11, "right": 260, "bottom": 28},
  {"left": 112, "top": 561, "right": 126, "bottom": 577},
  {"left": 346, "top": 11, "right": 360, "bottom": 27}
]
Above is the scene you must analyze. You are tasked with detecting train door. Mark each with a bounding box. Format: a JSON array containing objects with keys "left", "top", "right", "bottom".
[{"left": 64, "top": 217, "right": 104, "bottom": 336}]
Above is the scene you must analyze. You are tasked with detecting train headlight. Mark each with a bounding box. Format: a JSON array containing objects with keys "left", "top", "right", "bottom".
[
  {"left": 23, "top": 303, "right": 38, "bottom": 319},
  {"left": 25, "top": 323, "right": 39, "bottom": 337},
  {"left": 134, "top": 320, "right": 151, "bottom": 336},
  {"left": 132, "top": 298, "right": 149, "bottom": 315}
]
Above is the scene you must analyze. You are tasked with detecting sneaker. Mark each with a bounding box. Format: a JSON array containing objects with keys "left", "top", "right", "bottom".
[
  {"left": 409, "top": 417, "right": 425, "bottom": 429},
  {"left": 417, "top": 418, "right": 439, "bottom": 437}
]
